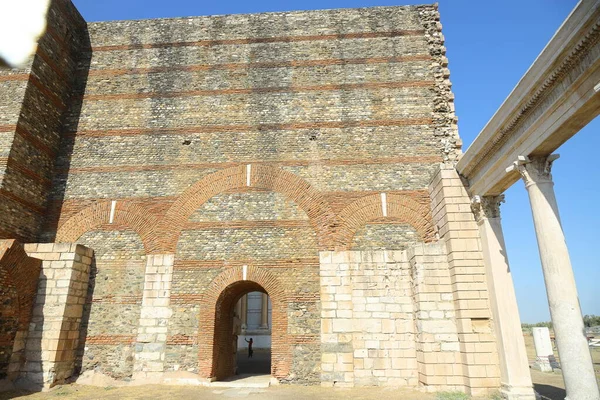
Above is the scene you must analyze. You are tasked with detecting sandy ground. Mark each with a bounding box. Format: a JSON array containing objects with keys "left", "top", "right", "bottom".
[
  {"left": 0, "top": 385, "right": 438, "bottom": 400},
  {"left": 1, "top": 337, "right": 598, "bottom": 400},
  {"left": 523, "top": 334, "right": 600, "bottom": 399}
]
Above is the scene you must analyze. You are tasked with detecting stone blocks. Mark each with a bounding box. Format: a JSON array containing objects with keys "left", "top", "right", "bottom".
[
  {"left": 14, "top": 243, "right": 93, "bottom": 389},
  {"left": 0, "top": 0, "right": 501, "bottom": 393},
  {"left": 133, "top": 254, "right": 174, "bottom": 376},
  {"left": 428, "top": 165, "right": 500, "bottom": 396},
  {"left": 320, "top": 250, "right": 418, "bottom": 388}
]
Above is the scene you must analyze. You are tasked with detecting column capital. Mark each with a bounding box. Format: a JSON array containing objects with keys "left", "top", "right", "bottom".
[
  {"left": 506, "top": 154, "right": 559, "bottom": 187},
  {"left": 471, "top": 194, "right": 505, "bottom": 223}
]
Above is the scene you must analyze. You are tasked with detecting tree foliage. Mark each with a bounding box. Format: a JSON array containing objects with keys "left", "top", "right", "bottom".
[
  {"left": 521, "top": 315, "right": 600, "bottom": 332},
  {"left": 583, "top": 315, "right": 600, "bottom": 327}
]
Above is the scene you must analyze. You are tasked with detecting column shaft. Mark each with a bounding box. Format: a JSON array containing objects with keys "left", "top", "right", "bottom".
[
  {"left": 472, "top": 195, "right": 535, "bottom": 400},
  {"left": 235, "top": 299, "right": 242, "bottom": 319},
  {"left": 241, "top": 294, "right": 248, "bottom": 330},
  {"left": 260, "top": 293, "right": 269, "bottom": 328},
  {"left": 514, "top": 155, "right": 599, "bottom": 400}
]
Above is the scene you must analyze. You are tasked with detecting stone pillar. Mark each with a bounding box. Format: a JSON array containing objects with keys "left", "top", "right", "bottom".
[
  {"left": 509, "top": 154, "right": 600, "bottom": 400},
  {"left": 531, "top": 327, "right": 557, "bottom": 372},
  {"left": 19, "top": 243, "right": 93, "bottom": 389},
  {"left": 241, "top": 294, "right": 248, "bottom": 330},
  {"left": 133, "top": 254, "right": 174, "bottom": 380},
  {"left": 471, "top": 195, "right": 535, "bottom": 400},
  {"left": 260, "top": 293, "right": 269, "bottom": 329},
  {"left": 429, "top": 164, "right": 501, "bottom": 396},
  {"left": 408, "top": 243, "right": 462, "bottom": 391}
]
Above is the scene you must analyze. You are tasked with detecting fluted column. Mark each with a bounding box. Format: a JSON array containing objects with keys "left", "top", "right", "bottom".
[
  {"left": 471, "top": 195, "right": 535, "bottom": 400},
  {"left": 241, "top": 294, "right": 248, "bottom": 330},
  {"left": 508, "top": 154, "right": 599, "bottom": 400},
  {"left": 235, "top": 299, "right": 242, "bottom": 320},
  {"left": 260, "top": 293, "right": 269, "bottom": 329}
]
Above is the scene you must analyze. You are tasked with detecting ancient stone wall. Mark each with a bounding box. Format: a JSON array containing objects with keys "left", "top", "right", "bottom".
[
  {"left": 40, "top": 4, "right": 457, "bottom": 384},
  {"left": 319, "top": 246, "right": 462, "bottom": 390},
  {"left": 320, "top": 250, "right": 418, "bottom": 387},
  {"left": 17, "top": 243, "right": 93, "bottom": 389},
  {"left": 0, "top": 0, "right": 89, "bottom": 242},
  {"left": 428, "top": 165, "right": 501, "bottom": 396},
  {"left": 0, "top": 2, "right": 505, "bottom": 394}
]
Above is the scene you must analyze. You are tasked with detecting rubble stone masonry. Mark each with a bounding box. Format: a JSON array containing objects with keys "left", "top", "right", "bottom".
[{"left": 0, "top": 0, "right": 501, "bottom": 395}]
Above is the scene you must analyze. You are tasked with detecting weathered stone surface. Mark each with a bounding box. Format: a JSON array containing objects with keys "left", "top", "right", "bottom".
[
  {"left": 0, "top": 1, "right": 500, "bottom": 395},
  {"left": 0, "top": 0, "right": 89, "bottom": 242}
]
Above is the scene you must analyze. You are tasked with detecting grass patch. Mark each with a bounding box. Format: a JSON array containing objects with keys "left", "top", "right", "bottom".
[
  {"left": 487, "top": 391, "right": 503, "bottom": 400},
  {"left": 436, "top": 392, "right": 471, "bottom": 400}
]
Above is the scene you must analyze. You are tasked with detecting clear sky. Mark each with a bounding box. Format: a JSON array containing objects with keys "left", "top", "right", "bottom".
[{"left": 72, "top": 0, "right": 598, "bottom": 323}]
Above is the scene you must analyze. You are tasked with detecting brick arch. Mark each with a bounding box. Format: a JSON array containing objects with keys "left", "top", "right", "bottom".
[
  {"left": 55, "top": 201, "right": 160, "bottom": 253},
  {"left": 0, "top": 240, "right": 41, "bottom": 330},
  {"left": 0, "top": 240, "right": 41, "bottom": 377},
  {"left": 161, "top": 165, "right": 336, "bottom": 252},
  {"left": 334, "top": 193, "right": 435, "bottom": 249},
  {"left": 198, "top": 266, "right": 289, "bottom": 380}
]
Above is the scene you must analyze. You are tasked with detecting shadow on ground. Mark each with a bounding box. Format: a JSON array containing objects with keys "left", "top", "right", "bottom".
[
  {"left": 236, "top": 349, "right": 270, "bottom": 376},
  {"left": 533, "top": 383, "right": 566, "bottom": 400}
]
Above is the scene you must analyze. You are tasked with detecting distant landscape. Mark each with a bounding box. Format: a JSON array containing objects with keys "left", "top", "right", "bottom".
[{"left": 522, "top": 315, "right": 600, "bottom": 332}]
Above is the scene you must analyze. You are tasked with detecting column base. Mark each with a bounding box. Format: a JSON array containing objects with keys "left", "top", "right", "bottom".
[
  {"left": 532, "top": 356, "right": 559, "bottom": 372},
  {"left": 500, "top": 383, "right": 537, "bottom": 400}
]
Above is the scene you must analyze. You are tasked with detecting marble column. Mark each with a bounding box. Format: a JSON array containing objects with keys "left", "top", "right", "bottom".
[
  {"left": 260, "top": 293, "right": 269, "bottom": 329},
  {"left": 508, "top": 154, "right": 599, "bottom": 400},
  {"left": 471, "top": 195, "right": 535, "bottom": 400},
  {"left": 241, "top": 294, "right": 248, "bottom": 330},
  {"left": 235, "top": 299, "right": 242, "bottom": 319}
]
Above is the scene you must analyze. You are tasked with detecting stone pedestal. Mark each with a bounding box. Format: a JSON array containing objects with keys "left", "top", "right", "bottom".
[{"left": 531, "top": 327, "right": 557, "bottom": 372}]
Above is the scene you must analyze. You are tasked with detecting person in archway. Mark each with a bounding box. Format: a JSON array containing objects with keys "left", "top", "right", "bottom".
[{"left": 245, "top": 337, "right": 253, "bottom": 358}]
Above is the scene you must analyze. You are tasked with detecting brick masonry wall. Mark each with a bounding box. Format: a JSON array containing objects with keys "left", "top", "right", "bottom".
[
  {"left": 0, "top": 0, "right": 89, "bottom": 242},
  {"left": 0, "top": 2, "right": 502, "bottom": 389},
  {"left": 163, "top": 188, "right": 320, "bottom": 381},
  {"left": 351, "top": 223, "right": 420, "bottom": 251},
  {"left": 0, "top": 241, "right": 42, "bottom": 380},
  {"left": 46, "top": 4, "right": 457, "bottom": 233},
  {"left": 75, "top": 230, "right": 145, "bottom": 378}
]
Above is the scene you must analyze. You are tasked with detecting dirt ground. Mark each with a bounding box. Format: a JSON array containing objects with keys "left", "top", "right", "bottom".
[
  {"left": 1, "top": 336, "right": 598, "bottom": 400},
  {"left": 0, "top": 385, "right": 439, "bottom": 400},
  {"left": 523, "top": 334, "right": 600, "bottom": 399}
]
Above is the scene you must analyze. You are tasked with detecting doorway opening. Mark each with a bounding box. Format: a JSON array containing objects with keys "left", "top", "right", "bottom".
[
  {"left": 235, "top": 291, "right": 272, "bottom": 376},
  {"left": 211, "top": 280, "right": 271, "bottom": 381}
]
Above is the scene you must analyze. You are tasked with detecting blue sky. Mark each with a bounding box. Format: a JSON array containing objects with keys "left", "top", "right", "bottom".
[{"left": 72, "top": 0, "right": 598, "bottom": 323}]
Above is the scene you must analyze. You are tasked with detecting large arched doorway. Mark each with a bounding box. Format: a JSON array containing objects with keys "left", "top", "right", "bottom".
[
  {"left": 235, "top": 291, "right": 271, "bottom": 375},
  {"left": 211, "top": 281, "right": 269, "bottom": 380},
  {"left": 197, "top": 266, "right": 289, "bottom": 381}
]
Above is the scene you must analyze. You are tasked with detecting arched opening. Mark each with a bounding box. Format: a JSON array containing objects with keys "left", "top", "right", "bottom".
[
  {"left": 197, "top": 265, "right": 289, "bottom": 382},
  {"left": 235, "top": 291, "right": 272, "bottom": 376},
  {"left": 211, "top": 281, "right": 272, "bottom": 381}
]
